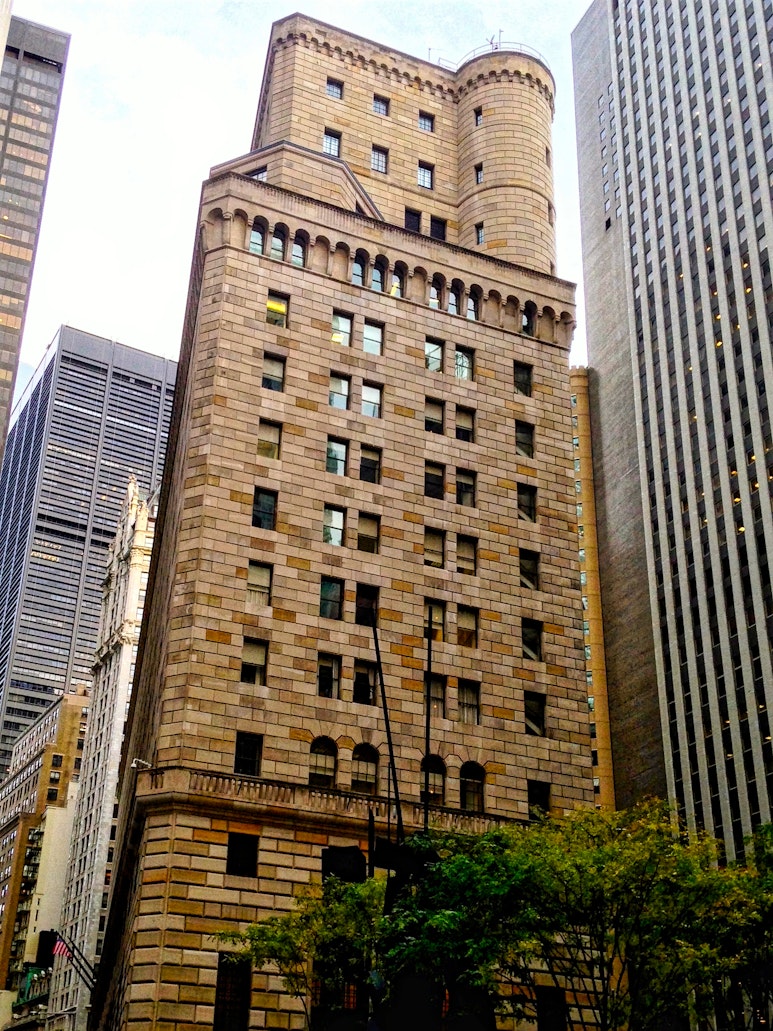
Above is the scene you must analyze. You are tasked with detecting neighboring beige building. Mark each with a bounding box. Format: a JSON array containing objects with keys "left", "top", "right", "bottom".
[
  {"left": 93, "top": 15, "right": 593, "bottom": 1030},
  {"left": 48, "top": 479, "right": 155, "bottom": 1031}
]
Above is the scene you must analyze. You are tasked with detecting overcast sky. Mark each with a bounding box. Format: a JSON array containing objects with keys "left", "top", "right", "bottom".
[{"left": 11, "top": 0, "right": 594, "bottom": 399}]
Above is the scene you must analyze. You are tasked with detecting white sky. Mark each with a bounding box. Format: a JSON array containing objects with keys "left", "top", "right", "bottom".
[{"left": 11, "top": 0, "right": 594, "bottom": 397}]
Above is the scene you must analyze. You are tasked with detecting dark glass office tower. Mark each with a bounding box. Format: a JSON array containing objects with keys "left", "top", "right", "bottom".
[
  {"left": 574, "top": 0, "right": 773, "bottom": 858},
  {"left": 0, "top": 17, "right": 69, "bottom": 458},
  {"left": 0, "top": 326, "right": 175, "bottom": 775}
]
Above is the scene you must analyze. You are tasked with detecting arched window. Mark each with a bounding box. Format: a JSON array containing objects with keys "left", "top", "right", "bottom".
[
  {"left": 429, "top": 274, "right": 444, "bottom": 309},
  {"left": 351, "top": 744, "right": 378, "bottom": 795},
  {"left": 390, "top": 268, "right": 405, "bottom": 297},
  {"left": 371, "top": 265, "right": 384, "bottom": 292},
  {"left": 270, "top": 226, "right": 286, "bottom": 261},
  {"left": 249, "top": 220, "right": 264, "bottom": 256},
  {"left": 352, "top": 251, "right": 368, "bottom": 287},
  {"left": 291, "top": 234, "right": 306, "bottom": 268},
  {"left": 460, "top": 761, "right": 485, "bottom": 813},
  {"left": 448, "top": 285, "right": 461, "bottom": 316},
  {"left": 466, "top": 289, "right": 480, "bottom": 321},
  {"left": 420, "top": 754, "right": 446, "bottom": 806},
  {"left": 522, "top": 301, "right": 537, "bottom": 336},
  {"left": 309, "top": 737, "right": 337, "bottom": 788}
]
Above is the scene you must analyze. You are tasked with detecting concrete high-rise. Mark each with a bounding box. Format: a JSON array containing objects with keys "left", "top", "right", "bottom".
[
  {"left": 573, "top": 0, "right": 773, "bottom": 857},
  {"left": 0, "top": 326, "right": 175, "bottom": 775},
  {"left": 93, "top": 15, "right": 593, "bottom": 1030},
  {"left": 0, "top": 16, "right": 69, "bottom": 457}
]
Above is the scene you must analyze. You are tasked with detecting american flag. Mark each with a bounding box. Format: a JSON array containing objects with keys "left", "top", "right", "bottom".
[{"left": 53, "top": 937, "right": 71, "bottom": 959}]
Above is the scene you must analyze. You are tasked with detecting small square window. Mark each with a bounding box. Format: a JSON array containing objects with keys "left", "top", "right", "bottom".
[
  {"left": 241, "top": 638, "right": 268, "bottom": 685},
  {"left": 430, "top": 216, "right": 447, "bottom": 241},
  {"left": 514, "top": 361, "right": 533, "bottom": 396},
  {"left": 475, "top": 223, "right": 484, "bottom": 245},
  {"left": 323, "top": 505, "right": 345, "bottom": 546},
  {"left": 355, "top": 583, "right": 379, "bottom": 626},
  {"left": 252, "top": 489, "right": 277, "bottom": 530},
  {"left": 371, "top": 145, "right": 388, "bottom": 173},
  {"left": 424, "top": 527, "right": 445, "bottom": 568},
  {"left": 234, "top": 732, "right": 262, "bottom": 777},
  {"left": 428, "top": 674, "right": 446, "bottom": 718},
  {"left": 515, "top": 420, "right": 534, "bottom": 458},
  {"left": 262, "top": 354, "right": 285, "bottom": 391},
  {"left": 425, "top": 599, "right": 445, "bottom": 641},
  {"left": 458, "top": 680, "right": 480, "bottom": 725},
  {"left": 50, "top": 770, "right": 61, "bottom": 783},
  {"left": 519, "top": 549, "right": 539, "bottom": 589},
  {"left": 226, "top": 832, "right": 258, "bottom": 877},
  {"left": 247, "top": 561, "right": 272, "bottom": 606},
  {"left": 373, "top": 94, "right": 390, "bottom": 116},
  {"left": 455, "top": 346, "right": 474, "bottom": 381},
  {"left": 362, "top": 383, "right": 382, "bottom": 418},
  {"left": 425, "top": 462, "right": 445, "bottom": 499},
  {"left": 357, "top": 513, "right": 380, "bottom": 553},
  {"left": 47, "top": 788, "right": 58, "bottom": 802},
  {"left": 525, "top": 692, "right": 546, "bottom": 736},
  {"left": 457, "top": 535, "right": 477, "bottom": 574},
  {"left": 474, "top": 163, "right": 483, "bottom": 184},
  {"left": 405, "top": 208, "right": 422, "bottom": 233},
  {"left": 418, "top": 110, "right": 435, "bottom": 132},
  {"left": 329, "top": 374, "right": 350, "bottom": 409},
  {"left": 457, "top": 606, "right": 478, "bottom": 648},
  {"left": 456, "top": 406, "right": 475, "bottom": 442},
  {"left": 326, "top": 437, "right": 348, "bottom": 475},
  {"left": 360, "top": 446, "right": 381, "bottom": 484},
  {"left": 257, "top": 420, "right": 281, "bottom": 460},
  {"left": 332, "top": 311, "right": 352, "bottom": 347},
  {"left": 318, "top": 654, "right": 341, "bottom": 699},
  {"left": 323, "top": 129, "right": 341, "bottom": 156},
  {"left": 474, "top": 106, "right": 483, "bottom": 126},
  {"left": 456, "top": 469, "right": 476, "bottom": 507},
  {"left": 418, "top": 162, "right": 434, "bottom": 189},
  {"left": 522, "top": 618, "right": 543, "bottom": 661},
  {"left": 425, "top": 337, "right": 444, "bottom": 372},
  {"left": 353, "top": 661, "right": 377, "bottom": 705},
  {"left": 320, "top": 577, "right": 344, "bottom": 620},
  {"left": 51, "top": 753, "right": 63, "bottom": 769},
  {"left": 266, "top": 291, "right": 289, "bottom": 327},
  {"left": 517, "top": 484, "right": 537, "bottom": 522},
  {"left": 425, "top": 398, "right": 444, "bottom": 434},
  {"left": 363, "top": 321, "right": 383, "bottom": 355},
  {"left": 326, "top": 78, "right": 343, "bottom": 99}
]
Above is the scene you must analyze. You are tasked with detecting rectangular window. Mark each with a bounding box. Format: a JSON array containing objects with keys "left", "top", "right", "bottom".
[
  {"left": 513, "top": 361, "right": 533, "bottom": 396},
  {"left": 455, "top": 346, "right": 474, "bottom": 380},
  {"left": 515, "top": 420, "right": 534, "bottom": 458},
  {"left": 247, "top": 166, "right": 267, "bottom": 182},
  {"left": 519, "top": 549, "right": 539, "bottom": 589},
  {"left": 418, "top": 110, "right": 435, "bottom": 132},
  {"left": 363, "top": 321, "right": 383, "bottom": 355},
  {"left": 425, "top": 337, "right": 444, "bottom": 372},
  {"left": 353, "top": 661, "right": 377, "bottom": 705},
  {"left": 252, "top": 489, "right": 277, "bottom": 530},
  {"left": 323, "top": 129, "right": 341, "bottom": 156},
  {"left": 517, "top": 484, "right": 537, "bottom": 522},
  {"left": 417, "top": 161, "right": 434, "bottom": 189},
  {"left": 425, "top": 398, "right": 444, "bottom": 434},
  {"left": 373, "top": 94, "right": 389, "bottom": 116},
  {"left": 355, "top": 583, "right": 379, "bottom": 626},
  {"left": 457, "top": 535, "right": 477, "bottom": 574},
  {"left": 425, "top": 599, "right": 445, "bottom": 641},
  {"left": 527, "top": 780, "right": 550, "bottom": 817},
  {"left": 262, "top": 354, "right": 285, "bottom": 391},
  {"left": 332, "top": 311, "right": 352, "bottom": 347},
  {"left": 371, "top": 145, "right": 388, "bottom": 173},
  {"left": 360, "top": 445, "right": 381, "bottom": 484},
  {"left": 405, "top": 208, "right": 421, "bottom": 233},
  {"left": 318, "top": 654, "right": 341, "bottom": 699},
  {"left": 326, "top": 437, "right": 348, "bottom": 475},
  {"left": 456, "top": 469, "right": 476, "bottom": 507},
  {"left": 323, "top": 505, "right": 345, "bottom": 546},
  {"left": 226, "top": 832, "right": 258, "bottom": 877},
  {"left": 430, "top": 216, "right": 447, "bottom": 241},
  {"left": 51, "top": 753, "right": 63, "bottom": 768},
  {"left": 257, "top": 420, "right": 281, "bottom": 460},
  {"left": 320, "top": 577, "right": 344, "bottom": 619},
  {"left": 247, "top": 561, "right": 272, "bottom": 606},
  {"left": 326, "top": 78, "right": 343, "bottom": 99},
  {"left": 428, "top": 674, "right": 446, "bottom": 718},
  {"left": 525, "top": 691, "right": 546, "bottom": 736},
  {"left": 425, "top": 462, "right": 445, "bottom": 499},
  {"left": 234, "top": 732, "right": 262, "bottom": 777},
  {"left": 474, "top": 106, "right": 483, "bottom": 125},
  {"left": 522, "top": 618, "right": 543, "bottom": 661},
  {"left": 214, "top": 953, "right": 251, "bottom": 1031},
  {"left": 475, "top": 222, "right": 484, "bottom": 245},
  {"left": 357, "top": 513, "right": 380, "bottom": 553},
  {"left": 456, "top": 406, "right": 474, "bottom": 442},
  {"left": 266, "top": 291, "right": 288, "bottom": 327},
  {"left": 424, "top": 527, "right": 445, "bottom": 568},
  {"left": 362, "top": 383, "right": 382, "bottom": 418},
  {"left": 240, "top": 639, "right": 267, "bottom": 685},
  {"left": 329, "top": 373, "right": 350, "bottom": 409},
  {"left": 474, "top": 163, "right": 483, "bottom": 184},
  {"left": 458, "top": 680, "right": 480, "bottom": 725},
  {"left": 457, "top": 606, "right": 478, "bottom": 648}
]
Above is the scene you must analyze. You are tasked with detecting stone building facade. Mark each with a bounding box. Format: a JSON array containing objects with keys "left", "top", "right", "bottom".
[{"left": 93, "top": 16, "right": 593, "bottom": 1030}]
